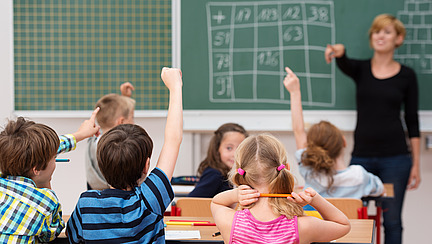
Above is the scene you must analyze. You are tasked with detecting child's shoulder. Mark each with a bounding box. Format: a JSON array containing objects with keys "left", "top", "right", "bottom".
[
  {"left": 1, "top": 176, "right": 60, "bottom": 211},
  {"left": 202, "top": 167, "right": 222, "bottom": 174}
]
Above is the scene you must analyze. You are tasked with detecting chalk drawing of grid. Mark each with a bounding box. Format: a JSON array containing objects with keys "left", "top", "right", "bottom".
[
  {"left": 206, "top": 1, "right": 335, "bottom": 107},
  {"left": 395, "top": 0, "right": 432, "bottom": 74}
]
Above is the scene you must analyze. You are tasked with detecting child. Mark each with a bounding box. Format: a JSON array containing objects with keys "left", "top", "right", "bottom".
[
  {"left": 283, "top": 66, "right": 384, "bottom": 198},
  {"left": 188, "top": 123, "right": 248, "bottom": 197},
  {"left": 0, "top": 109, "right": 100, "bottom": 243},
  {"left": 66, "top": 67, "right": 183, "bottom": 243},
  {"left": 86, "top": 82, "right": 136, "bottom": 190},
  {"left": 211, "top": 133, "right": 351, "bottom": 244}
]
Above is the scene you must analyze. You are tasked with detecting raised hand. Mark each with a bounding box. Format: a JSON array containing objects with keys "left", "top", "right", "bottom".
[
  {"left": 73, "top": 107, "right": 101, "bottom": 142},
  {"left": 161, "top": 67, "right": 182, "bottom": 91},
  {"left": 120, "top": 82, "right": 135, "bottom": 97},
  {"left": 283, "top": 67, "right": 300, "bottom": 93}
]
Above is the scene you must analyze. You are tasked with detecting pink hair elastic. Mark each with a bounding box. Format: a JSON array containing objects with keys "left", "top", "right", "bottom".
[
  {"left": 277, "top": 164, "right": 285, "bottom": 171},
  {"left": 237, "top": 168, "right": 245, "bottom": 175}
]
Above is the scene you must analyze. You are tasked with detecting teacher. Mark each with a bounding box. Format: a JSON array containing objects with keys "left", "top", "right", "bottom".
[{"left": 325, "top": 14, "right": 420, "bottom": 244}]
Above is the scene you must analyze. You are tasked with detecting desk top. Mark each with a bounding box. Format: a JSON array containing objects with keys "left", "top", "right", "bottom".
[
  {"left": 383, "top": 183, "right": 394, "bottom": 198},
  {"left": 330, "top": 219, "right": 374, "bottom": 244},
  {"left": 59, "top": 216, "right": 374, "bottom": 243},
  {"left": 165, "top": 216, "right": 222, "bottom": 242},
  {"left": 165, "top": 216, "right": 374, "bottom": 244}
]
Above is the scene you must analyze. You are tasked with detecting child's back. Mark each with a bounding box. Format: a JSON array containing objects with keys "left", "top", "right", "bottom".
[
  {"left": 0, "top": 111, "right": 100, "bottom": 243},
  {"left": 230, "top": 208, "right": 299, "bottom": 243},
  {"left": 211, "top": 134, "right": 351, "bottom": 244},
  {"left": 67, "top": 67, "right": 183, "bottom": 243},
  {"left": 0, "top": 174, "right": 63, "bottom": 243}
]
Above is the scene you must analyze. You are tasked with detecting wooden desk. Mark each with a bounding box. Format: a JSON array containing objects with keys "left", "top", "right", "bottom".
[
  {"left": 165, "top": 217, "right": 374, "bottom": 244},
  {"left": 322, "top": 219, "right": 375, "bottom": 244},
  {"left": 58, "top": 216, "right": 374, "bottom": 244},
  {"left": 165, "top": 216, "right": 223, "bottom": 243},
  {"left": 383, "top": 183, "right": 394, "bottom": 198}
]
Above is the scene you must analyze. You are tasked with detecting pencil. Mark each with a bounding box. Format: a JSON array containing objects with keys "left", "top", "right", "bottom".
[
  {"left": 165, "top": 221, "right": 209, "bottom": 225},
  {"left": 168, "top": 220, "right": 210, "bottom": 223},
  {"left": 192, "top": 223, "right": 216, "bottom": 226},
  {"left": 55, "top": 159, "right": 70, "bottom": 162},
  {"left": 260, "top": 193, "right": 292, "bottom": 198},
  {"left": 212, "top": 231, "right": 221, "bottom": 237}
]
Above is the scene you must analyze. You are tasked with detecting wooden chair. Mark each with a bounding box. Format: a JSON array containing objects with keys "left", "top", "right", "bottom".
[
  {"left": 175, "top": 197, "right": 213, "bottom": 217},
  {"left": 325, "top": 198, "right": 367, "bottom": 219}
]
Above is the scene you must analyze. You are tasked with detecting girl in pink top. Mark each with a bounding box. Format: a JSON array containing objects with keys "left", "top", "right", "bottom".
[{"left": 211, "top": 134, "right": 351, "bottom": 244}]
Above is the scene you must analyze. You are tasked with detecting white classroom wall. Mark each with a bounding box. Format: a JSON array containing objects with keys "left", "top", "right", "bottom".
[{"left": 1, "top": 1, "right": 432, "bottom": 243}]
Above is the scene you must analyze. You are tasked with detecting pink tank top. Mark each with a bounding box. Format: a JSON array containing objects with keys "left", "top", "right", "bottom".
[{"left": 229, "top": 208, "right": 299, "bottom": 244}]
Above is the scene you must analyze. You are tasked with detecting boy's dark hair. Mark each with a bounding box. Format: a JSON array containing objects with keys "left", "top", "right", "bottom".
[
  {"left": 197, "top": 123, "right": 248, "bottom": 177},
  {"left": 0, "top": 117, "right": 59, "bottom": 178},
  {"left": 97, "top": 124, "right": 153, "bottom": 189}
]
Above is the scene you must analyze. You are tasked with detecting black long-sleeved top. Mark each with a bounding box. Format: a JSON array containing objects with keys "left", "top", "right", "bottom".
[
  {"left": 336, "top": 53, "right": 419, "bottom": 157},
  {"left": 187, "top": 167, "right": 232, "bottom": 198}
]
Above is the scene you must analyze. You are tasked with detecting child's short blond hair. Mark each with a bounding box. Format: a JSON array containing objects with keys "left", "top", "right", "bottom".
[{"left": 95, "top": 94, "right": 135, "bottom": 129}]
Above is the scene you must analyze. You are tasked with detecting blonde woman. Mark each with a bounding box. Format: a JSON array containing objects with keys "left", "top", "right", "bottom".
[{"left": 325, "top": 14, "right": 420, "bottom": 244}]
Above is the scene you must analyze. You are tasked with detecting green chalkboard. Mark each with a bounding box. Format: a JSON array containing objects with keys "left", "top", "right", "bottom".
[
  {"left": 14, "top": 0, "right": 172, "bottom": 111},
  {"left": 181, "top": 0, "right": 432, "bottom": 110}
]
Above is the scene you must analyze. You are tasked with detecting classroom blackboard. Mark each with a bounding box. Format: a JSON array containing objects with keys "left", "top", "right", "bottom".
[
  {"left": 14, "top": 0, "right": 172, "bottom": 111},
  {"left": 181, "top": 0, "right": 432, "bottom": 110}
]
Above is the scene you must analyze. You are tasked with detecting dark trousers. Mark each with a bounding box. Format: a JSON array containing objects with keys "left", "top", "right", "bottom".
[{"left": 351, "top": 154, "right": 412, "bottom": 244}]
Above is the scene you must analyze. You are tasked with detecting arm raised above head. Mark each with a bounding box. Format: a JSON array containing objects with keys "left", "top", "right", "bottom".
[
  {"left": 283, "top": 67, "right": 307, "bottom": 149},
  {"left": 120, "top": 82, "right": 135, "bottom": 97},
  {"left": 156, "top": 67, "right": 183, "bottom": 180}
]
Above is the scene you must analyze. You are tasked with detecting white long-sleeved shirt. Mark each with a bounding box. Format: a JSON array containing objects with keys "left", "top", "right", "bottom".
[{"left": 295, "top": 149, "right": 384, "bottom": 199}]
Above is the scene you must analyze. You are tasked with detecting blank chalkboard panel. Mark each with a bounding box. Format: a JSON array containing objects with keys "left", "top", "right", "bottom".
[
  {"left": 181, "top": 0, "right": 432, "bottom": 110},
  {"left": 14, "top": 0, "right": 172, "bottom": 111}
]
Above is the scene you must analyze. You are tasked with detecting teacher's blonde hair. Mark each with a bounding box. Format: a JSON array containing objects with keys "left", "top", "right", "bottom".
[{"left": 369, "top": 14, "right": 406, "bottom": 48}]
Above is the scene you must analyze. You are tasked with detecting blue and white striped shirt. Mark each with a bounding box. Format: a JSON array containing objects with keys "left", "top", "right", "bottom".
[
  {"left": 67, "top": 167, "right": 174, "bottom": 244},
  {"left": 0, "top": 134, "right": 76, "bottom": 243}
]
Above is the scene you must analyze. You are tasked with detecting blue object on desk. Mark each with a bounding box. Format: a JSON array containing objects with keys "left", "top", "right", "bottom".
[
  {"left": 55, "top": 158, "right": 70, "bottom": 162},
  {"left": 171, "top": 176, "right": 199, "bottom": 185}
]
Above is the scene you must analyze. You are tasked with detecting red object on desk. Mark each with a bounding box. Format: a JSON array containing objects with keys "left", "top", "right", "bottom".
[
  {"left": 169, "top": 220, "right": 210, "bottom": 223},
  {"left": 192, "top": 223, "right": 216, "bottom": 226},
  {"left": 169, "top": 202, "right": 182, "bottom": 216}
]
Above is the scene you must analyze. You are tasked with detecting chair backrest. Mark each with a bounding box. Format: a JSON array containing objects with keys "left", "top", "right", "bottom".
[
  {"left": 175, "top": 197, "right": 213, "bottom": 217},
  {"left": 325, "top": 198, "right": 365, "bottom": 219}
]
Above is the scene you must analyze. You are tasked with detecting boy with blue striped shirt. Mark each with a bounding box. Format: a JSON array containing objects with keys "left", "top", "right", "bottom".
[
  {"left": 67, "top": 67, "right": 183, "bottom": 244},
  {"left": 0, "top": 109, "right": 101, "bottom": 243}
]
